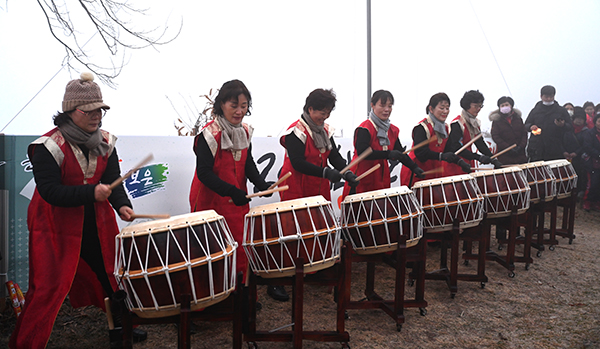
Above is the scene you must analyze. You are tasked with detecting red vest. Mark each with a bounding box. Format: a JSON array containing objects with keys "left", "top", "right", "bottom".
[
  {"left": 11, "top": 128, "right": 118, "bottom": 349},
  {"left": 341, "top": 119, "right": 399, "bottom": 199},
  {"left": 279, "top": 118, "right": 334, "bottom": 201},
  {"left": 446, "top": 115, "right": 475, "bottom": 176},
  {"left": 400, "top": 117, "right": 450, "bottom": 186},
  {"left": 189, "top": 120, "right": 251, "bottom": 277}
]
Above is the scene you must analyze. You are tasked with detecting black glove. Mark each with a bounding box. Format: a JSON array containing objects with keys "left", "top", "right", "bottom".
[
  {"left": 491, "top": 158, "right": 503, "bottom": 169},
  {"left": 342, "top": 170, "right": 360, "bottom": 187},
  {"left": 441, "top": 152, "right": 459, "bottom": 163},
  {"left": 388, "top": 150, "right": 403, "bottom": 161},
  {"left": 259, "top": 181, "right": 275, "bottom": 197},
  {"left": 478, "top": 155, "right": 492, "bottom": 164},
  {"left": 323, "top": 167, "right": 343, "bottom": 183},
  {"left": 456, "top": 159, "right": 472, "bottom": 173},
  {"left": 229, "top": 187, "right": 250, "bottom": 206},
  {"left": 413, "top": 167, "right": 426, "bottom": 179}
]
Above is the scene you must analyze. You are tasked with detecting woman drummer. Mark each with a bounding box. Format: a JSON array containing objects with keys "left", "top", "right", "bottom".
[
  {"left": 279, "top": 88, "right": 359, "bottom": 202},
  {"left": 400, "top": 92, "right": 472, "bottom": 186},
  {"left": 189, "top": 79, "right": 271, "bottom": 281},
  {"left": 447, "top": 90, "right": 503, "bottom": 175},
  {"left": 342, "top": 90, "right": 424, "bottom": 199}
]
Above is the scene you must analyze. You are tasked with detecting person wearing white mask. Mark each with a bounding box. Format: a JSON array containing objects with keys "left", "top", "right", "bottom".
[
  {"left": 524, "top": 85, "right": 572, "bottom": 161},
  {"left": 489, "top": 96, "right": 527, "bottom": 165},
  {"left": 563, "top": 102, "right": 575, "bottom": 117}
]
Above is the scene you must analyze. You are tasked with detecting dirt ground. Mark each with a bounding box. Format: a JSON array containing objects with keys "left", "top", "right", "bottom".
[{"left": 2, "top": 205, "right": 600, "bottom": 349}]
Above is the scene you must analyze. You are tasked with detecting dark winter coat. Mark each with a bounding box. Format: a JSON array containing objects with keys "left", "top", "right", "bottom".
[
  {"left": 489, "top": 108, "right": 527, "bottom": 164},
  {"left": 582, "top": 126, "right": 600, "bottom": 171},
  {"left": 524, "top": 101, "right": 572, "bottom": 161}
]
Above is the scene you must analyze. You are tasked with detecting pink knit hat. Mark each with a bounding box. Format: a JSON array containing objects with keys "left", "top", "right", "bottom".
[{"left": 62, "top": 72, "right": 110, "bottom": 112}]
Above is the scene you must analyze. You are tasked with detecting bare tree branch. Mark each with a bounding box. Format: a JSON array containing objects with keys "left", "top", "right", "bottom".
[{"left": 33, "top": 0, "right": 181, "bottom": 87}]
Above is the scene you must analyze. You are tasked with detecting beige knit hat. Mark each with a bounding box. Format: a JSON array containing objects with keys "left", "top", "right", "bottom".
[{"left": 62, "top": 72, "right": 110, "bottom": 112}]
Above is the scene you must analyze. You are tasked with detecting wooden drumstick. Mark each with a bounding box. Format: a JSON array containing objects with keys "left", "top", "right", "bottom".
[
  {"left": 108, "top": 153, "right": 154, "bottom": 190},
  {"left": 491, "top": 144, "right": 517, "bottom": 159},
  {"left": 130, "top": 214, "right": 171, "bottom": 219},
  {"left": 246, "top": 185, "right": 289, "bottom": 199},
  {"left": 454, "top": 134, "right": 483, "bottom": 155},
  {"left": 420, "top": 167, "right": 444, "bottom": 176},
  {"left": 356, "top": 164, "right": 381, "bottom": 181},
  {"left": 104, "top": 297, "right": 115, "bottom": 330},
  {"left": 268, "top": 172, "right": 292, "bottom": 190},
  {"left": 403, "top": 137, "right": 436, "bottom": 154},
  {"left": 340, "top": 147, "right": 373, "bottom": 174}
]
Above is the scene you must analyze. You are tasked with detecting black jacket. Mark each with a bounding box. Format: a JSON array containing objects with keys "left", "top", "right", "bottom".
[{"left": 524, "top": 101, "right": 571, "bottom": 161}]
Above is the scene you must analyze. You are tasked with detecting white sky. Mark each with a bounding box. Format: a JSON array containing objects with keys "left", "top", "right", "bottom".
[{"left": 2, "top": 0, "right": 600, "bottom": 147}]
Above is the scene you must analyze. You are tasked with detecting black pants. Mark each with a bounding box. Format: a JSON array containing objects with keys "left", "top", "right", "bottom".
[{"left": 80, "top": 204, "right": 114, "bottom": 297}]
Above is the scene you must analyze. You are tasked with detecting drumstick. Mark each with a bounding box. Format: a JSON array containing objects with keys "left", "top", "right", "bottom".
[
  {"left": 130, "top": 214, "right": 171, "bottom": 219},
  {"left": 108, "top": 153, "right": 154, "bottom": 190},
  {"left": 403, "top": 137, "right": 436, "bottom": 154},
  {"left": 246, "top": 185, "right": 289, "bottom": 199},
  {"left": 454, "top": 134, "right": 483, "bottom": 155},
  {"left": 267, "top": 172, "right": 292, "bottom": 190},
  {"left": 491, "top": 144, "right": 517, "bottom": 159},
  {"left": 340, "top": 147, "right": 373, "bottom": 174},
  {"left": 104, "top": 297, "right": 115, "bottom": 330},
  {"left": 420, "top": 167, "right": 444, "bottom": 176},
  {"left": 356, "top": 164, "right": 381, "bottom": 181}
]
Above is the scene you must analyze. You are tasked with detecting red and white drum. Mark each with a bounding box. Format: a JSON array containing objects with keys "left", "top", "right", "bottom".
[
  {"left": 114, "top": 211, "right": 237, "bottom": 318},
  {"left": 544, "top": 159, "right": 578, "bottom": 199},
  {"left": 515, "top": 161, "right": 556, "bottom": 203},
  {"left": 243, "top": 195, "right": 341, "bottom": 278},
  {"left": 340, "top": 186, "right": 423, "bottom": 255},
  {"left": 412, "top": 174, "right": 484, "bottom": 232},
  {"left": 470, "top": 167, "right": 531, "bottom": 218}
]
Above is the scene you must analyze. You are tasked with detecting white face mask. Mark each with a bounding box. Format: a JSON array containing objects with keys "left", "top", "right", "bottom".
[
  {"left": 567, "top": 110, "right": 574, "bottom": 116},
  {"left": 542, "top": 100, "right": 555, "bottom": 106},
  {"left": 500, "top": 106, "right": 512, "bottom": 114}
]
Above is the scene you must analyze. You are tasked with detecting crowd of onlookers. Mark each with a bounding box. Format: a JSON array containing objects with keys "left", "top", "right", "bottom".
[{"left": 488, "top": 85, "right": 600, "bottom": 212}]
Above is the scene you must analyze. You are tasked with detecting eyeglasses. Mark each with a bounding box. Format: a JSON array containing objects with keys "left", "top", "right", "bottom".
[
  {"left": 76, "top": 108, "right": 106, "bottom": 118},
  {"left": 471, "top": 104, "right": 484, "bottom": 109}
]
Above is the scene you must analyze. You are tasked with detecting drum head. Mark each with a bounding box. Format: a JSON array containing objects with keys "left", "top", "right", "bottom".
[
  {"left": 411, "top": 174, "right": 474, "bottom": 189},
  {"left": 118, "top": 210, "right": 223, "bottom": 237},
  {"left": 342, "top": 186, "right": 413, "bottom": 204},
  {"left": 247, "top": 195, "right": 329, "bottom": 216}
]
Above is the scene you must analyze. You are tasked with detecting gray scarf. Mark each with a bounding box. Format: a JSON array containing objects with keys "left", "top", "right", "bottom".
[
  {"left": 461, "top": 109, "right": 481, "bottom": 138},
  {"left": 302, "top": 112, "right": 332, "bottom": 150},
  {"left": 428, "top": 113, "right": 448, "bottom": 139},
  {"left": 217, "top": 115, "right": 249, "bottom": 150},
  {"left": 369, "top": 110, "right": 390, "bottom": 146},
  {"left": 59, "top": 118, "right": 109, "bottom": 157}
]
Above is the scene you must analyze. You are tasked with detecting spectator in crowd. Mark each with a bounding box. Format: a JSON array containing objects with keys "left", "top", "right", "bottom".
[
  {"left": 489, "top": 96, "right": 528, "bottom": 165},
  {"left": 563, "top": 107, "right": 588, "bottom": 196},
  {"left": 524, "top": 85, "right": 572, "bottom": 161},
  {"left": 563, "top": 102, "right": 574, "bottom": 117},
  {"left": 583, "top": 101, "right": 595, "bottom": 129},
  {"left": 582, "top": 114, "right": 600, "bottom": 211}
]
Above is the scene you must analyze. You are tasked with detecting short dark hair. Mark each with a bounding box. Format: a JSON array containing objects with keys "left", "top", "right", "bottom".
[
  {"left": 540, "top": 85, "right": 556, "bottom": 97},
  {"left": 212, "top": 79, "right": 252, "bottom": 117},
  {"left": 563, "top": 102, "right": 574, "bottom": 109},
  {"left": 460, "top": 90, "right": 484, "bottom": 110},
  {"left": 583, "top": 101, "right": 595, "bottom": 110},
  {"left": 594, "top": 113, "right": 600, "bottom": 124},
  {"left": 497, "top": 96, "right": 515, "bottom": 108},
  {"left": 303, "top": 88, "right": 336, "bottom": 114},
  {"left": 53, "top": 110, "right": 103, "bottom": 128},
  {"left": 371, "top": 90, "right": 394, "bottom": 106},
  {"left": 572, "top": 106, "right": 586, "bottom": 120},
  {"left": 426, "top": 92, "right": 450, "bottom": 114}
]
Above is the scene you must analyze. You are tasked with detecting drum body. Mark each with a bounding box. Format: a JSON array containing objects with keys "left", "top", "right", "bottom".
[
  {"left": 115, "top": 211, "right": 237, "bottom": 318},
  {"left": 544, "top": 159, "right": 578, "bottom": 199},
  {"left": 515, "top": 161, "right": 557, "bottom": 203},
  {"left": 340, "top": 186, "right": 423, "bottom": 254},
  {"left": 470, "top": 167, "right": 531, "bottom": 218},
  {"left": 412, "top": 174, "right": 484, "bottom": 232},
  {"left": 243, "top": 195, "right": 341, "bottom": 278}
]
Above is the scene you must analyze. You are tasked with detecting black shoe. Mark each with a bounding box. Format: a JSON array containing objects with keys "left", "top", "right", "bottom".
[
  {"left": 132, "top": 328, "right": 147, "bottom": 343},
  {"left": 255, "top": 301, "right": 263, "bottom": 311},
  {"left": 109, "top": 327, "right": 147, "bottom": 348},
  {"left": 267, "top": 285, "right": 289, "bottom": 302}
]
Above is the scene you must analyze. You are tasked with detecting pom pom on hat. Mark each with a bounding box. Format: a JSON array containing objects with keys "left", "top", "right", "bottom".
[{"left": 62, "top": 72, "right": 110, "bottom": 112}]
